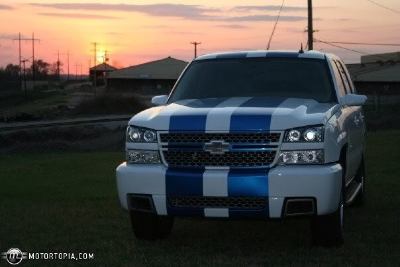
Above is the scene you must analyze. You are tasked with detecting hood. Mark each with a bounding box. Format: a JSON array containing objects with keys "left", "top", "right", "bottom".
[{"left": 130, "top": 97, "right": 338, "bottom": 131}]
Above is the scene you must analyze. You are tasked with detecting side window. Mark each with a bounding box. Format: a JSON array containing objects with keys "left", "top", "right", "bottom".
[
  {"left": 337, "top": 61, "right": 354, "bottom": 94},
  {"left": 338, "top": 61, "right": 356, "bottom": 94},
  {"left": 331, "top": 60, "right": 346, "bottom": 97},
  {"left": 334, "top": 60, "right": 351, "bottom": 94}
]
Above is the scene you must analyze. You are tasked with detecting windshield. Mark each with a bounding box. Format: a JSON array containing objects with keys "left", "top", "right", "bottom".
[{"left": 169, "top": 58, "right": 336, "bottom": 103}]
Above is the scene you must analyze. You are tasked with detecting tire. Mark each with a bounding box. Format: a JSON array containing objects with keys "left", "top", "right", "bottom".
[
  {"left": 311, "top": 159, "right": 345, "bottom": 247},
  {"left": 352, "top": 157, "right": 366, "bottom": 206},
  {"left": 130, "top": 211, "right": 174, "bottom": 240},
  {"left": 311, "top": 200, "right": 344, "bottom": 247}
]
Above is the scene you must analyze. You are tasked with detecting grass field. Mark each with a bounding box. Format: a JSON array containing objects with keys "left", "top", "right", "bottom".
[{"left": 1, "top": 131, "right": 400, "bottom": 266}]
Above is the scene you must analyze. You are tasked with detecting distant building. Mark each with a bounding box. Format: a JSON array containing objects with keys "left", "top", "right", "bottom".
[
  {"left": 107, "top": 57, "right": 188, "bottom": 95},
  {"left": 90, "top": 63, "right": 117, "bottom": 86},
  {"left": 361, "top": 52, "right": 400, "bottom": 64},
  {"left": 346, "top": 52, "right": 400, "bottom": 95}
]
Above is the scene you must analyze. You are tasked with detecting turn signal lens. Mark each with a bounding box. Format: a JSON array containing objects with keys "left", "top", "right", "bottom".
[{"left": 278, "top": 150, "right": 324, "bottom": 165}]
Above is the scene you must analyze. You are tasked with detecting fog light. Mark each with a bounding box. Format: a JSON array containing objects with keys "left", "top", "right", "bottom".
[
  {"left": 127, "top": 150, "right": 160, "bottom": 164},
  {"left": 278, "top": 150, "right": 324, "bottom": 165}
]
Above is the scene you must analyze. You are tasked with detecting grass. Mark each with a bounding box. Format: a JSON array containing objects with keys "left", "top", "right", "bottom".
[
  {"left": 0, "top": 88, "right": 69, "bottom": 121},
  {"left": 1, "top": 131, "right": 400, "bottom": 266}
]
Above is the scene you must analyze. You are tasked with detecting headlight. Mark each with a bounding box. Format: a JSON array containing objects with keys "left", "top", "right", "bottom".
[
  {"left": 126, "top": 150, "right": 161, "bottom": 164},
  {"left": 278, "top": 150, "right": 324, "bottom": 165},
  {"left": 127, "top": 126, "right": 157, "bottom": 143},
  {"left": 284, "top": 126, "right": 324, "bottom": 142}
]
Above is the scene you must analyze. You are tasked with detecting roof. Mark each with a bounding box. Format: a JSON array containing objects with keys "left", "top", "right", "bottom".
[
  {"left": 195, "top": 50, "right": 327, "bottom": 61},
  {"left": 108, "top": 57, "right": 188, "bottom": 80},
  {"left": 90, "top": 63, "right": 117, "bottom": 71},
  {"left": 347, "top": 62, "right": 400, "bottom": 82},
  {"left": 361, "top": 52, "right": 400, "bottom": 64}
]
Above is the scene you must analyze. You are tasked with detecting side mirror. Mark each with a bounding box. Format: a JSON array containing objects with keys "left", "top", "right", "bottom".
[
  {"left": 339, "top": 94, "right": 367, "bottom": 107},
  {"left": 151, "top": 95, "right": 168, "bottom": 106}
]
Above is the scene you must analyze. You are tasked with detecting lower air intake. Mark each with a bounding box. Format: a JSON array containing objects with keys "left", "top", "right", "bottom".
[{"left": 168, "top": 196, "right": 267, "bottom": 210}]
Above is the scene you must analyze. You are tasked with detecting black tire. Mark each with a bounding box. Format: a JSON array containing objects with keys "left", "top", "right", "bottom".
[
  {"left": 311, "top": 159, "right": 345, "bottom": 247},
  {"left": 130, "top": 211, "right": 174, "bottom": 240},
  {"left": 311, "top": 201, "right": 344, "bottom": 247},
  {"left": 352, "top": 157, "right": 366, "bottom": 206}
]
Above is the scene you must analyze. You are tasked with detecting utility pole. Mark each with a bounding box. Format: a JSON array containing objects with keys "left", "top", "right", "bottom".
[
  {"left": 21, "top": 59, "right": 29, "bottom": 98},
  {"left": 307, "top": 0, "right": 314, "bottom": 50},
  {"left": 17, "top": 33, "right": 22, "bottom": 90},
  {"left": 88, "top": 58, "right": 91, "bottom": 80},
  {"left": 13, "top": 33, "right": 39, "bottom": 89},
  {"left": 31, "top": 33, "right": 40, "bottom": 82},
  {"left": 191, "top": 42, "right": 201, "bottom": 58},
  {"left": 66, "top": 51, "right": 70, "bottom": 80},
  {"left": 56, "top": 50, "right": 61, "bottom": 80},
  {"left": 58, "top": 51, "right": 70, "bottom": 80},
  {"left": 91, "top": 42, "right": 98, "bottom": 95},
  {"left": 102, "top": 50, "right": 109, "bottom": 86},
  {"left": 75, "top": 63, "right": 79, "bottom": 80}
]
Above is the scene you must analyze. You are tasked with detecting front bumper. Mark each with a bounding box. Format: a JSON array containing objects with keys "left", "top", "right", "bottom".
[{"left": 116, "top": 163, "right": 342, "bottom": 218}]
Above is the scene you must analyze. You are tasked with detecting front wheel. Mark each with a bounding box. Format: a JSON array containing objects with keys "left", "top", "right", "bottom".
[
  {"left": 130, "top": 211, "right": 174, "bottom": 240},
  {"left": 311, "top": 201, "right": 344, "bottom": 247}
]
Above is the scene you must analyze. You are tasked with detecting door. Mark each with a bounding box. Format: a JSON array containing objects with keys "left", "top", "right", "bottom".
[
  {"left": 335, "top": 60, "right": 363, "bottom": 181},
  {"left": 338, "top": 61, "right": 366, "bottom": 168},
  {"left": 331, "top": 60, "right": 358, "bottom": 183}
]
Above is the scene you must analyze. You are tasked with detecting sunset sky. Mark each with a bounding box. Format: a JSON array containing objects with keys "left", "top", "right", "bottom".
[{"left": 0, "top": 0, "right": 399, "bottom": 72}]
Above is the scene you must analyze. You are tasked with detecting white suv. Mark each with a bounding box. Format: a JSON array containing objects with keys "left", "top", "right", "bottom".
[{"left": 116, "top": 50, "right": 367, "bottom": 246}]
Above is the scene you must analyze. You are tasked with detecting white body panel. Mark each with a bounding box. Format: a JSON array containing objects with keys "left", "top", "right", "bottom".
[
  {"left": 116, "top": 163, "right": 342, "bottom": 217},
  {"left": 116, "top": 50, "right": 366, "bottom": 219}
]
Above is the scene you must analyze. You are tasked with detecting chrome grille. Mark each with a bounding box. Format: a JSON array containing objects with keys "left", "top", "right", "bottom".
[
  {"left": 169, "top": 196, "right": 267, "bottom": 210},
  {"left": 160, "top": 132, "right": 281, "bottom": 144},
  {"left": 159, "top": 132, "right": 281, "bottom": 168},
  {"left": 163, "top": 150, "right": 276, "bottom": 168}
]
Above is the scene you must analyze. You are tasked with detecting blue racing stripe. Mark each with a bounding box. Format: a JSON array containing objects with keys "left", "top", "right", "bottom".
[
  {"left": 230, "top": 97, "right": 285, "bottom": 131},
  {"left": 228, "top": 169, "right": 269, "bottom": 196},
  {"left": 166, "top": 168, "right": 205, "bottom": 216},
  {"left": 169, "top": 98, "right": 225, "bottom": 131},
  {"left": 230, "top": 115, "right": 271, "bottom": 132},
  {"left": 166, "top": 98, "right": 226, "bottom": 216},
  {"left": 228, "top": 168, "right": 270, "bottom": 218},
  {"left": 169, "top": 115, "right": 207, "bottom": 131},
  {"left": 228, "top": 97, "right": 284, "bottom": 218}
]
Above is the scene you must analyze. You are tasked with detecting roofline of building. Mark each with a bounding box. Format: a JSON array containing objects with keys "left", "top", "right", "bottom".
[
  {"left": 114, "top": 56, "right": 188, "bottom": 73},
  {"left": 90, "top": 62, "right": 117, "bottom": 71}
]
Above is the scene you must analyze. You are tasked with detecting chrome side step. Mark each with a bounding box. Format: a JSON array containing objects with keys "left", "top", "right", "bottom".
[{"left": 345, "top": 181, "right": 363, "bottom": 205}]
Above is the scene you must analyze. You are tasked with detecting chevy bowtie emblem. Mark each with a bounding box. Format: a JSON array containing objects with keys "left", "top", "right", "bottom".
[{"left": 204, "top": 140, "right": 230, "bottom": 155}]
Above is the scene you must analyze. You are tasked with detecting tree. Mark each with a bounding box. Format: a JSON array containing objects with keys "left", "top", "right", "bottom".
[
  {"left": 0, "top": 64, "right": 20, "bottom": 81},
  {"left": 49, "top": 61, "right": 63, "bottom": 78},
  {"left": 4, "top": 64, "right": 20, "bottom": 78},
  {"left": 30, "top": 60, "right": 50, "bottom": 79}
]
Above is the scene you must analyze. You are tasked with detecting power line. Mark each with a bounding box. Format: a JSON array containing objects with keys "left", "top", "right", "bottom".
[
  {"left": 365, "top": 0, "right": 400, "bottom": 14},
  {"left": 314, "top": 39, "right": 367, "bottom": 54},
  {"left": 313, "top": 40, "right": 400, "bottom": 47},
  {"left": 315, "top": 39, "right": 393, "bottom": 62},
  {"left": 266, "top": 0, "right": 285, "bottom": 50},
  {"left": 12, "top": 32, "right": 40, "bottom": 88}
]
